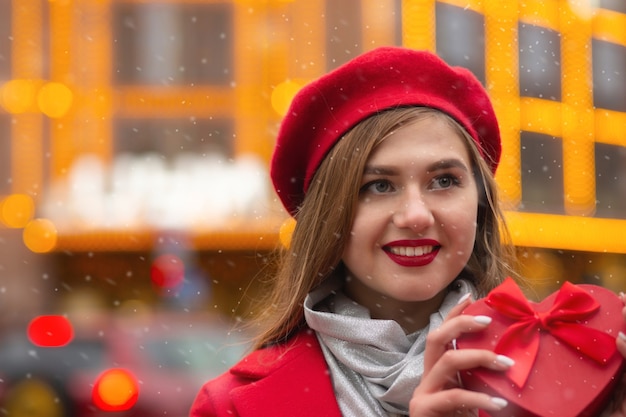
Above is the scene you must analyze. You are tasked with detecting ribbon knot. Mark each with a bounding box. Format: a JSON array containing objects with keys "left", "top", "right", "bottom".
[
  {"left": 485, "top": 278, "right": 617, "bottom": 388},
  {"left": 535, "top": 312, "right": 548, "bottom": 329}
]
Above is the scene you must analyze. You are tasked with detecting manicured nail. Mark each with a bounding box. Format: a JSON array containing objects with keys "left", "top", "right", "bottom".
[
  {"left": 495, "top": 355, "right": 515, "bottom": 368},
  {"left": 473, "top": 315, "right": 492, "bottom": 325},
  {"left": 619, "top": 331, "right": 626, "bottom": 342},
  {"left": 457, "top": 292, "right": 472, "bottom": 305},
  {"left": 491, "top": 397, "right": 508, "bottom": 409}
]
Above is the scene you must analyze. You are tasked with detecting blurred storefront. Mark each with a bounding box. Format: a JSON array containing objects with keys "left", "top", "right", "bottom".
[
  {"left": 1, "top": 1, "right": 625, "bottom": 414},
  {"left": 0, "top": 0, "right": 626, "bottom": 324}
]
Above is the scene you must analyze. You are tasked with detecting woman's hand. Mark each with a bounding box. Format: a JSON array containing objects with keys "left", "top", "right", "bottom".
[
  {"left": 603, "top": 293, "right": 626, "bottom": 416},
  {"left": 409, "top": 294, "right": 512, "bottom": 417}
]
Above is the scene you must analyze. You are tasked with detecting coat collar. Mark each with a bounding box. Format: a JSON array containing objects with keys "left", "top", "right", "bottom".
[{"left": 229, "top": 329, "right": 342, "bottom": 417}]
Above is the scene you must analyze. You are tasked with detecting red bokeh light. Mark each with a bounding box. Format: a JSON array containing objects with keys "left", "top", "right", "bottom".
[
  {"left": 150, "top": 253, "right": 185, "bottom": 289},
  {"left": 27, "top": 315, "right": 74, "bottom": 347}
]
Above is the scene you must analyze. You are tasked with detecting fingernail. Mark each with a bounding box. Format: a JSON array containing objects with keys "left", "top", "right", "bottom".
[
  {"left": 619, "top": 331, "right": 626, "bottom": 342},
  {"left": 473, "top": 315, "right": 492, "bottom": 325},
  {"left": 495, "top": 355, "right": 515, "bottom": 368},
  {"left": 491, "top": 397, "right": 508, "bottom": 409},
  {"left": 457, "top": 292, "right": 472, "bottom": 305}
]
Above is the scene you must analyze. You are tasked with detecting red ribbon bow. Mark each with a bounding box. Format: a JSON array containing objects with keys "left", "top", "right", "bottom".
[{"left": 485, "top": 278, "right": 617, "bottom": 388}]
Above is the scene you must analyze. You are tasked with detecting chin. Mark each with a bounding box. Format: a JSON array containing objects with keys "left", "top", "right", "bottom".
[{"left": 392, "top": 287, "right": 447, "bottom": 304}]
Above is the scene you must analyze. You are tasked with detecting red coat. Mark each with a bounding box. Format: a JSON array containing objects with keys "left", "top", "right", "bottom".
[
  {"left": 190, "top": 328, "right": 490, "bottom": 417},
  {"left": 189, "top": 328, "right": 342, "bottom": 417}
]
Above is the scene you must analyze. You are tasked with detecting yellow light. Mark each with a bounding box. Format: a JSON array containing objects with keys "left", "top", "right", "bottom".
[
  {"left": 519, "top": 98, "right": 562, "bottom": 137},
  {"left": 271, "top": 80, "right": 305, "bottom": 117},
  {"left": 279, "top": 217, "right": 296, "bottom": 249},
  {"left": 505, "top": 212, "right": 626, "bottom": 254},
  {"left": 1, "top": 79, "right": 38, "bottom": 114},
  {"left": 37, "top": 82, "right": 73, "bottom": 118},
  {"left": 567, "top": 0, "right": 598, "bottom": 21},
  {"left": 593, "top": 9, "right": 626, "bottom": 45},
  {"left": 519, "top": 0, "right": 559, "bottom": 29},
  {"left": 402, "top": 0, "right": 436, "bottom": 51},
  {"left": 595, "top": 109, "right": 626, "bottom": 147},
  {"left": 0, "top": 194, "right": 35, "bottom": 228},
  {"left": 23, "top": 218, "right": 58, "bottom": 253}
]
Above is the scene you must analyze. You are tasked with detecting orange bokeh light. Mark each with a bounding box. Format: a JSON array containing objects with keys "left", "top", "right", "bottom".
[
  {"left": 23, "top": 218, "right": 58, "bottom": 253},
  {"left": 92, "top": 368, "right": 139, "bottom": 411},
  {"left": 270, "top": 79, "right": 305, "bottom": 117},
  {"left": 37, "top": 82, "right": 73, "bottom": 118},
  {"left": 0, "top": 79, "right": 39, "bottom": 114},
  {"left": 0, "top": 194, "right": 35, "bottom": 228}
]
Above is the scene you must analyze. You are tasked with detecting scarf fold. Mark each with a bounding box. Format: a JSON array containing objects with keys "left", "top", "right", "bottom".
[{"left": 304, "top": 277, "right": 477, "bottom": 417}]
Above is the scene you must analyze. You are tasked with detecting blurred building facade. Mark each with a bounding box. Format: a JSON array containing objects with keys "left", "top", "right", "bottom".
[{"left": 0, "top": 0, "right": 626, "bottom": 324}]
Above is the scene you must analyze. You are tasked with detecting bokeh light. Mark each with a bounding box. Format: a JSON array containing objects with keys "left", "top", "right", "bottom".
[
  {"left": 37, "top": 82, "right": 73, "bottom": 118},
  {"left": 0, "top": 194, "right": 35, "bottom": 228},
  {"left": 279, "top": 217, "right": 296, "bottom": 249},
  {"left": 92, "top": 368, "right": 139, "bottom": 411},
  {"left": 27, "top": 315, "right": 74, "bottom": 347},
  {"left": 150, "top": 253, "right": 185, "bottom": 290},
  {"left": 270, "top": 79, "right": 305, "bottom": 116},
  {"left": 23, "top": 218, "right": 58, "bottom": 253},
  {"left": 0, "top": 79, "right": 39, "bottom": 114}
]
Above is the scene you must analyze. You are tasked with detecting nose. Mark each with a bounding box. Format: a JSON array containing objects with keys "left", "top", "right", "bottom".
[{"left": 392, "top": 187, "right": 435, "bottom": 231}]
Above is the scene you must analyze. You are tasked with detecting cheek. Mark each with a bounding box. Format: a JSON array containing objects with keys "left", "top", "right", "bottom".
[
  {"left": 344, "top": 206, "right": 385, "bottom": 255},
  {"left": 346, "top": 221, "right": 370, "bottom": 252},
  {"left": 439, "top": 212, "right": 477, "bottom": 267},
  {"left": 349, "top": 203, "right": 377, "bottom": 236},
  {"left": 460, "top": 216, "right": 478, "bottom": 253},
  {"left": 442, "top": 200, "right": 478, "bottom": 244}
]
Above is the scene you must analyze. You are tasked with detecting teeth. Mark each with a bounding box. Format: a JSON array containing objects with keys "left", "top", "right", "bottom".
[{"left": 389, "top": 246, "right": 433, "bottom": 256}]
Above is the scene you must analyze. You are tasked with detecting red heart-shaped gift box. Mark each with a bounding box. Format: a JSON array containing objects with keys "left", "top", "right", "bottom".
[{"left": 456, "top": 278, "right": 626, "bottom": 417}]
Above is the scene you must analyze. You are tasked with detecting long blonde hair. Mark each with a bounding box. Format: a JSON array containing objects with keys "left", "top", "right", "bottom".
[{"left": 249, "top": 107, "right": 516, "bottom": 349}]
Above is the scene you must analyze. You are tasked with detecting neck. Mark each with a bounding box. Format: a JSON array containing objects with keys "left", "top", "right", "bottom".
[{"left": 343, "top": 285, "right": 448, "bottom": 334}]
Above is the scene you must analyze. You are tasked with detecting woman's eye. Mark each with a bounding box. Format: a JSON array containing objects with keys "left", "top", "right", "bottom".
[
  {"left": 362, "top": 180, "right": 393, "bottom": 194},
  {"left": 432, "top": 174, "right": 459, "bottom": 189}
]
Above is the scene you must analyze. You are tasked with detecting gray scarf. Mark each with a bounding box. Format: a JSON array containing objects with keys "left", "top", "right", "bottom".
[{"left": 304, "top": 277, "right": 477, "bottom": 417}]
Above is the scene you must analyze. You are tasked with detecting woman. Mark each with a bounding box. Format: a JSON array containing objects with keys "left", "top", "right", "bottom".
[{"left": 190, "top": 46, "right": 626, "bottom": 417}]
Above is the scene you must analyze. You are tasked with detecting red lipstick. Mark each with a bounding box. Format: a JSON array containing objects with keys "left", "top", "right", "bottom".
[{"left": 383, "top": 239, "right": 441, "bottom": 267}]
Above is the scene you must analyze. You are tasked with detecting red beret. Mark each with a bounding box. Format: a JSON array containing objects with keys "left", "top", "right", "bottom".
[{"left": 271, "top": 46, "right": 501, "bottom": 215}]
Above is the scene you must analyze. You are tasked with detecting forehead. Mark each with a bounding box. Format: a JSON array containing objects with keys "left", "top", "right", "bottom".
[{"left": 366, "top": 115, "right": 472, "bottom": 166}]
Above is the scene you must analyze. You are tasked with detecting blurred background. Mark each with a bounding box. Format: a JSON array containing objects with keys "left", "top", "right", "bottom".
[{"left": 0, "top": 0, "right": 625, "bottom": 415}]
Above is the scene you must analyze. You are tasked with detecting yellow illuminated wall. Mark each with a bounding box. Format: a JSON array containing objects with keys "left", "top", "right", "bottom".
[{"left": 404, "top": 0, "right": 626, "bottom": 253}]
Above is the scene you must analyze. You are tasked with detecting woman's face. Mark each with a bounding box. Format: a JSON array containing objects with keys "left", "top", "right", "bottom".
[{"left": 342, "top": 115, "right": 478, "bottom": 321}]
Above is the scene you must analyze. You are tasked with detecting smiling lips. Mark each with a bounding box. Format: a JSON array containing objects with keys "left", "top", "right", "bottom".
[{"left": 383, "top": 239, "right": 441, "bottom": 267}]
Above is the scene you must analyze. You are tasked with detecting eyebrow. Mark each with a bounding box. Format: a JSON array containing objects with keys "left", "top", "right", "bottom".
[
  {"left": 363, "top": 158, "right": 470, "bottom": 176},
  {"left": 426, "top": 159, "right": 470, "bottom": 173}
]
